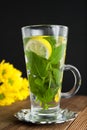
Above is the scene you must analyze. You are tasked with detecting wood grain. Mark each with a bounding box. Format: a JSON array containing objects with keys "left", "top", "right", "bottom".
[
  {"left": 66, "top": 107, "right": 87, "bottom": 130},
  {"left": 0, "top": 95, "right": 87, "bottom": 130}
]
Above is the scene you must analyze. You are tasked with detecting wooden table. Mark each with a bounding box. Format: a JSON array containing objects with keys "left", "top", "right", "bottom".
[{"left": 0, "top": 95, "right": 87, "bottom": 130}]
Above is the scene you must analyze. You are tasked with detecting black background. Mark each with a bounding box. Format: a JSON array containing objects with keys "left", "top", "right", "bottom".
[{"left": 0, "top": 1, "right": 86, "bottom": 95}]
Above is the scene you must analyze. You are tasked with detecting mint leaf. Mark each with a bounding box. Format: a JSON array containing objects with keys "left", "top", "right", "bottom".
[
  {"left": 53, "top": 68, "right": 63, "bottom": 85},
  {"left": 35, "top": 78, "right": 44, "bottom": 86},
  {"left": 50, "top": 44, "right": 66, "bottom": 64},
  {"left": 26, "top": 51, "right": 48, "bottom": 77}
]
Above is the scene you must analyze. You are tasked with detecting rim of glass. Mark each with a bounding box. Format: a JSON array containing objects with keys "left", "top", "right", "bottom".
[{"left": 21, "top": 24, "right": 68, "bottom": 30}]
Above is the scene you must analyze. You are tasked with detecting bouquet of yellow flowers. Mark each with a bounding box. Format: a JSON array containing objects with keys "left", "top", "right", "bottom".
[{"left": 0, "top": 60, "right": 29, "bottom": 106}]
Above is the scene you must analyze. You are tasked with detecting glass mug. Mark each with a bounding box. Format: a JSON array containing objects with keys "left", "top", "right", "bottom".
[{"left": 21, "top": 25, "right": 81, "bottom": 123}]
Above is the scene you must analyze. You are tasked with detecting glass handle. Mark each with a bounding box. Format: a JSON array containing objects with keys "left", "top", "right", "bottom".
[{"left": 61, "top": 64, "right": 81, "bottom": 98}]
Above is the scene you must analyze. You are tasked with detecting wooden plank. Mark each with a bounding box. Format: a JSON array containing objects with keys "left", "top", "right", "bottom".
[{"left": 66, "top": 107, "right": 87, "bottom": 130}]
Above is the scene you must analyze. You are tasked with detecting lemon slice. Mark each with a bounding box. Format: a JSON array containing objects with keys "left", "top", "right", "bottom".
[
  {"left": 26, "top": 37, "right": 52, "bottom": 59},
  {"left": 54, "top": 87, "right": 61, "bottom": 103}
]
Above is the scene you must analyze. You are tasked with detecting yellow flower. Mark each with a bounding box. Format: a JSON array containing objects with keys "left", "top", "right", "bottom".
[{"left": 0, "top": 60, "right": 30, "bottom": 106}]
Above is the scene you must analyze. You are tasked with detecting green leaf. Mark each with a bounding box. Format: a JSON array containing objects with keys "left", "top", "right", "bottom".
[
  {"left": 35, "top": 78, "right": 43, "bottom": 86},
  {"left": 53, "top": 68, "right": 63, "bottom": 85},
  {"left": 50, "top": 44, "right": 66, "bottom": 64},
  {"left": 29, "top": 75, "right": 40, "bottom": 95},
  {"left": 26, "top": 51, "right": 48, "bottom": 77},
  {"left": 37, "top": 87, "right": 54, "bottom": 105}
]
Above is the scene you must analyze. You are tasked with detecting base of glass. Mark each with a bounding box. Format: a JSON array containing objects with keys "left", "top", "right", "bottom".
[{"left": 14, "top": 108, "right": 78, "bottom": 124}]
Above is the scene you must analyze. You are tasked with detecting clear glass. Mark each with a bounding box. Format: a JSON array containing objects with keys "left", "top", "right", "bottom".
[{"left": 21, "top": 24, "right": 81, "bottom": 123}]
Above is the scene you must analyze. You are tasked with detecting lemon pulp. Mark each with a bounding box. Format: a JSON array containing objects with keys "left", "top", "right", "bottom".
[{"left": 26, "top": 36, "right": 52, "bottom": 59}]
